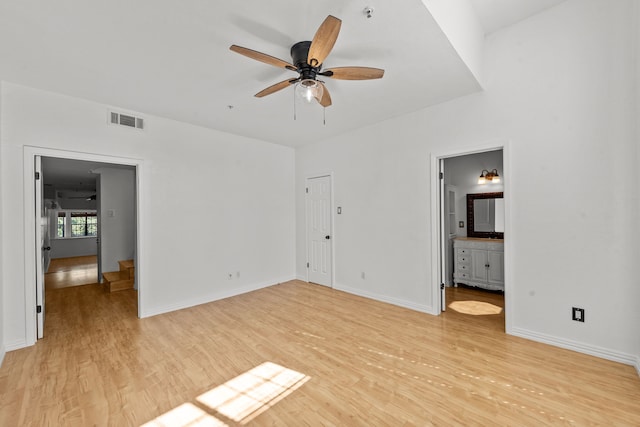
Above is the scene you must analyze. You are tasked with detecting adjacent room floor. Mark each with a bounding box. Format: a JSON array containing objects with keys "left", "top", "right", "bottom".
[
  {"left": 0, "top": 280, "right": 638, "bottom": 426},
  {"left": 45, "top": 255, "right": 98, "bottom": 290}
]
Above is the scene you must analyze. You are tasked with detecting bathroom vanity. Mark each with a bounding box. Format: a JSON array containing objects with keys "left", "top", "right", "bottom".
[{"left": 453, "top": 237, "right": 504, "bottom": 291}]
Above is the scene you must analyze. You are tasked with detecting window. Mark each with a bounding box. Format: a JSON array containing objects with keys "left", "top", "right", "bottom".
[
  {"left": 71, "top": 212, "right": 97, "bottom": 237},
  {"left": 53, "top": 210, "right": 97, "bottom": 238},
  {"left": 57, "top": 212, "right": 66, "bottom": 238}
]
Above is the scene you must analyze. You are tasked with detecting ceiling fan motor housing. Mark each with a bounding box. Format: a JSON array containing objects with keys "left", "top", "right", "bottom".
[{"left": 291, "top": 41, "right": 320, "bottom": 80}]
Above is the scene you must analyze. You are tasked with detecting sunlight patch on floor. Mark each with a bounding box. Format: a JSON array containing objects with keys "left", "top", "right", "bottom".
[
  {"left": 141, "top": 362, "right": 309, "bottom": 427},
  {"left": 449, "top": 300, "right": 503, "bottom": 315},
  {"left": 197, "top": 362, "right": 309, "bottom": 424},
  {"left": 141, "top": 403, "right": 227, "bottom": 427}
]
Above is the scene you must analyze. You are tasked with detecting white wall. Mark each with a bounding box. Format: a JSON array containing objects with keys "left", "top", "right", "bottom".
[
  {"left": 296, "top": 0, "right": 640, "bottom": 364},
  {"left": 422, "top": 0, "right": 485, "bottom": 84},
  {"left": 444, "top": 150, "right": 503, "bottom": 237},
  {"left": 98, "top": 168, "right": 135, "bottom": 274},
  {"left": 49, "top": 237, "right": 97, "bottom": 260},
  {"left": 0, "top": 82, "right": 295, "bottom": 349}
]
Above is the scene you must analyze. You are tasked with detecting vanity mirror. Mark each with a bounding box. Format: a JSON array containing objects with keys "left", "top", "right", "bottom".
[{"left": 466, "top": 192, "right": 504, "bottom": 238}]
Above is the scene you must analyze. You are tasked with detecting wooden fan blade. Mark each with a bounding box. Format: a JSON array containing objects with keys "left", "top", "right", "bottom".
[
  {"left": 322, "top": 67, "right": 385, "bottom": 80},
  {"left": 315, "top": 82, "right": 332, "bottom": 107},
  {"left": 230, "top": 45, "right": 297, "bottom": 71},
  {"left": 255, "top": 78, "right": 300, "bottom": 98},
  {"left": 307, "top": 15, "right": 342, "bottom": 67}
]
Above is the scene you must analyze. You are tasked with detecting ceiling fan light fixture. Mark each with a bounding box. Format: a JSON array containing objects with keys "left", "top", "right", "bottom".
[{"left": 295, "top": 79, "right": 323, "bottom": 104}]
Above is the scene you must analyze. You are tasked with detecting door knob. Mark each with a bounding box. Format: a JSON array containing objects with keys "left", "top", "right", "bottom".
[
  {"left": 43, "top": 246, "right": 51, "bottom": 251},
  {"left": 325, "top": 235, "right": 330, "bottom": 240}
]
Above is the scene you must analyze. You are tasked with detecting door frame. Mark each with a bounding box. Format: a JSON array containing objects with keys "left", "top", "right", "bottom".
[
  {"left": 23, "top": 146, "right": 146, "bottom": 346},
  {"left": 304, "top": 173, "right": 334, "bottom": 287},
  {"left": 429, "top": 140, "right": 512, "bottom": 333}
]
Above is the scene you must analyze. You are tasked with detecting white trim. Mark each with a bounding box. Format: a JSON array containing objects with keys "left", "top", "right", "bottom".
[
  {"left": 4, "top": 339, "right": 27, "bottom": 352},
  {"left": 429, "top": 140, "right": 510, "bottom": 328},
  {"left": 140, "top": 277, "right": 295, "bottom": 318},
  {"left": 0, "top": 345, "right": 5, "bottom": 368},
  {"left": 635, "top": 355, "right": 640, "bottom": 378},
  {"left": 23, "top": 146, "right": 146, "bottom": 345},
  {"left": 429, "top": 155, "right": 441, "bottom": 316},
  {"left": 511, "top": 327, "right": 639, "bottom": 368},
  {"left": 334, "top": 282, "right": 434, "bottom": 314},
  {"left": 304, "top": 173, "right": 334, "bottom": 288}
]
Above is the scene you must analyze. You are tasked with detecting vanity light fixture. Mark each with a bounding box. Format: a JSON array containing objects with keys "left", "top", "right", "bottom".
[{"left": 478, "top": 169, "right": 500, "bottom": 184}]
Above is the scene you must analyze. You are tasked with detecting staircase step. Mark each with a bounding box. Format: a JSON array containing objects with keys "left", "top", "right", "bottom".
[
  {"left": 108, "top": 278, "right": 134, "bottom": 292},
  {"left": 118, "top": 259, "right": 135, "bottom": 279},
  {"left": 118, "top": 259, "right": 134, "bottom": 270},
  {"left": 102, "top": 271, "right": 134, "bottom": 292},
  {"left": 103, "top": 271, "right": 128, "bottom": 282}
]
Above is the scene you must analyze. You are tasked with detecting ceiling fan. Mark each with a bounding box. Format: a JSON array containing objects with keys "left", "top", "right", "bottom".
[
  {"left": 230, "top": 15, "right": 384, "bottom": 107},
  {"left": 62, "top": 192, "right": 97, "bottom": 200}
]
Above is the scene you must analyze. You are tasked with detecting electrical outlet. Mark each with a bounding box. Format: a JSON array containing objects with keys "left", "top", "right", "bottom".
[
  {"left": 459, "top": 221, "right": 464, "bottom": 228},
  {"left": 572, "top": 307, "right": 585, "bottom": 322}
]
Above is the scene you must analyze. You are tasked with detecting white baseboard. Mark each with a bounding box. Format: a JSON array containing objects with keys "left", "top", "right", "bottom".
[
  {"left": 0, "top": 344, "right": 5, "bottom": 368},
  {"left": 5, "top": 338, "right": 28, "bottom": 352},
  {"left": 140, "top": 276, "right": 295, "bottom": 318},
  {"left": 511, "top": 327, "right": 638, "bottom": 367},
  {"left": 334, "top": 283, "right": 434, "bottom": 315},
  {"left": 295, "top": 275, "right": 307, "bottom": 281}
]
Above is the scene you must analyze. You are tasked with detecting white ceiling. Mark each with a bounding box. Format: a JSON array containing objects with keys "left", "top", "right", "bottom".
[
  {"left": 41, "top": 157, "right": 134, "bottom": 193},
  {"left": 0, "top": 0, "right": 565, "bottom": 148},
  {"left": 469, "top": 0, "right": 566, "bottom": 34}
]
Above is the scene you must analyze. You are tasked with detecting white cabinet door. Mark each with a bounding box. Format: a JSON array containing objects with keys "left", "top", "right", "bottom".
[
  {"left": 487, "top": 251, "right": 504, "bottom": 286},
  {"left": 470, "top": 249, "right": 488, "bottom": 282}
]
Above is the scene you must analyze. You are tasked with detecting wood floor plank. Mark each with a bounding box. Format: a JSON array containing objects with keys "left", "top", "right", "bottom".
[{"left": 1, "top": 280, "right": 638, "bottom": 426}]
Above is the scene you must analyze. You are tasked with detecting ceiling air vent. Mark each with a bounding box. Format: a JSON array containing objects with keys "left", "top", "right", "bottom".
[{"left": 109, "top": 111, "right": 144, "bottom": 130}]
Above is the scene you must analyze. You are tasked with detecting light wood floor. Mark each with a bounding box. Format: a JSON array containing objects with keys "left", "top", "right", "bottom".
[
  {"left": 444, "top": 285, "right": 505, "bottom": 333},
  {"left": 45, "top": 255, "right": 98, "bottom": 290},
  {"left": 1, "top": 281, "right": 638, "bottom": 426}
]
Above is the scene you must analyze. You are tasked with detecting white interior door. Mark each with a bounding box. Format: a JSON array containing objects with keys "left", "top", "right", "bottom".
[
  {"left": 306, "top": 175, "right": 332, "bottom": 287},
  {"left": 444, "top": 184, "right": 457, "bottom": 286},
  {"left": 35, "top": 156, "right": 45, "bottom": 339},
  {"left": 438, "top": 159, "right": 446, "bottom": 311},
  {"left": 96, "top": 174, "right": 102, "bottom": 283}
]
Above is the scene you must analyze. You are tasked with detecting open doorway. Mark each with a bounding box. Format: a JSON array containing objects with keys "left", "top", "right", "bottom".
[
  {"left": 41, "top": 157, "right": 136, "bottom": 291},
  {"left": 24, "top": 147, "right": 143, "bottom": 345},
  {"left": 432, "top": 145, "right": 509, "bottom": 332}
]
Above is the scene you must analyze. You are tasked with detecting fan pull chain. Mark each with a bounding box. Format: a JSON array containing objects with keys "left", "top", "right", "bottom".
[
  {"left": 323, "top": 107, "right": 326, "bottom": 125},
  {"left": 293, "top": 90, "right": 297, "bottom": 121}
]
